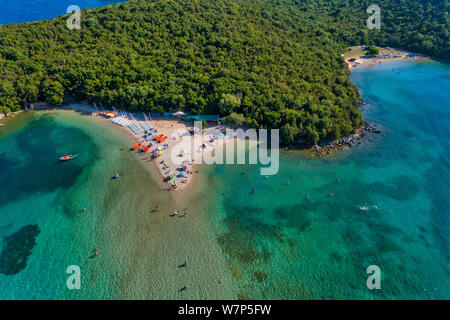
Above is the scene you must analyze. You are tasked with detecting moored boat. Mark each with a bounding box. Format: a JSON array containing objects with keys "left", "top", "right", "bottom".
[{"left": 59, "top": 154, "right": 78, "bottom": 161}]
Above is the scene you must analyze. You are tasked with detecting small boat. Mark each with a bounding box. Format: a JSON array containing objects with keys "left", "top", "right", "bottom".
[
  {"left": 112, "top": 173, "right": 120, "bottom": 179},
  {"left": 60, "top": 154, "right": 78, "bottom": 161}
]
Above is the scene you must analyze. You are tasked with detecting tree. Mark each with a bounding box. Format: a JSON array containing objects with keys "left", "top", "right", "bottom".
[
  {"left": 305, "top": 126, "right": 320, "bottom": 146},
  {"left": 41, "top": 80, "right": 64, "bottom": 105},
  {"left": 218, "top": 93, "right": 241, "bottom": 115},
  {"left": 280, "top": 124, "right": 299, "bottom": 144},
  {"left": 0, "top": 106, "right": 11, "bottom": 114},
  {"left": 223, "top": 112, "right": 245, "bottom": 128},
  {"left": 365, "top": 46, "right": 380, "bottom": 56}
]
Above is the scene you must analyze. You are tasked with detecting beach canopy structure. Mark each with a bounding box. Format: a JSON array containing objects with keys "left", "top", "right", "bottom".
[
  {"left": 173, "top": 111, "right": 187, "bottom": 117},
  {"left": 184, "top": 115, "right": 220, "bottom": 122}
]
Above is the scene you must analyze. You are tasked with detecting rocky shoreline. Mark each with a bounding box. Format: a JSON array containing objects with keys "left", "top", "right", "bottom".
[{"left": 311, "top": 121, "right": 382, "bottom": 157}]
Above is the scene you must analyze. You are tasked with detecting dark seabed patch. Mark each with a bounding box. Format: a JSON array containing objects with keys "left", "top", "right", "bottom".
[
  {"left": 273, "top": 203, "right": 312, "bottom": 232},
  {"left": 0, "top": 224, "right": 40, "bottom": 275},
  {"left": 217, "top": 204, "right": 281, "bottom": 268}
]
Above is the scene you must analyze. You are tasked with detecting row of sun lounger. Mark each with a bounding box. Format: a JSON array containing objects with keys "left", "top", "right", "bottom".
[
  {"left": 112, "top": 117, "right": 132, "bottom": 127},
  {"left": 111, "top": 112, "right": 155, "bottom": 136},
  {"left": 128, "top": 123, "right": 143, "bottom": 134},
  {"left": 141, "top": 122, "right": 153, "bottom": 131}
]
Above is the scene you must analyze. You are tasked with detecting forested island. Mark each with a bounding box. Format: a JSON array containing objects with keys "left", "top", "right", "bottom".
[{"left": 0, "top": 0, "right": 448, "bottom": 145}]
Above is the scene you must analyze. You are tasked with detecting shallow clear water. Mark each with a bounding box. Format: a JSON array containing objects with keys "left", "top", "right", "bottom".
[
  {"left": 0, "top": 61, "right": 448, "bottom": 300},
  {"left": 0, "top": 0, "right": 124, "bottom": 25},
  {"left": 0, "top": 110, "right": 235, "bottom": 299},
  {"left": 199, "top": 60, "right": 450, "bottom": 299}
]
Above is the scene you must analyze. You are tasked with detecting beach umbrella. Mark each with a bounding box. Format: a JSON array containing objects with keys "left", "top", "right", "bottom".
[
  {"left": 179, "top": 172, "right": 187, "bottom": 178},
  {"left": 158, "top": 151, "right": 163, "bottom": 154}
]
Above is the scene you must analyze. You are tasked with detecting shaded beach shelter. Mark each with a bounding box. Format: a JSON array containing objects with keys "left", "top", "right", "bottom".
[{"left": 173, "top": 111, "right": 187, "bottom": 117}]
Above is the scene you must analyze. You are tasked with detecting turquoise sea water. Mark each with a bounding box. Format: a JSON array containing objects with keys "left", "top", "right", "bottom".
[
  {"left": 0, "top": 61, "right": 448, "bottom": 299},
  {"left": 0, "top": 110, "right": 235, "bottom": 299},
  {"left": 198, "top": 60, "right": 450, "bottom": 299}
]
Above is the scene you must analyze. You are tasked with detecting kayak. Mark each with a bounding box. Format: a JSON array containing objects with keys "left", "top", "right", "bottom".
[
  {"left": 131, "top": 143, "right": 142, "bottom": 151},
  {"left": 60, "top": 154, "right": 78, "bottom": 161},
  {"left": 142, "top": 144, "right": 152, "bottom": 152}
]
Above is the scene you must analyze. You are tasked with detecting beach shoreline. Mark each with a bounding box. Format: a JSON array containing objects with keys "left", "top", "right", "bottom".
[
  {"left": 26, "top": 102, "right": 238, "bottom": 194},
  {"left": 344, "top": 46, "right": 430, "bottom": 69}
]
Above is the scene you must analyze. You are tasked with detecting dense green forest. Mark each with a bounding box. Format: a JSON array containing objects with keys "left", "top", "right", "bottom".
[{"left": 0, "top": 0, "right": 448, "bottom": 145}]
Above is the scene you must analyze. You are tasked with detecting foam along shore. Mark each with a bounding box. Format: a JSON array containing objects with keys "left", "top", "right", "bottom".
[{"left": 343, "top": 46, "right": 429, "bottom": 69}]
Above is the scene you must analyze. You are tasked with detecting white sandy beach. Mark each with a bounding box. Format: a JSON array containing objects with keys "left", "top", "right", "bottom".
[
  {"left": 344, "top": 46, "right": 429, "bottom": 69},
  {"left": 30, "top": 103, "right": 241, "bottom": 193}
]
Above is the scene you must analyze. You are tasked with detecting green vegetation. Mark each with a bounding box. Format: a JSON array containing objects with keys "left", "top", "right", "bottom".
[
  {"left": 0, "top": 0, "right": 448, "bottom": 145},
  {"left": 224, "top": 112, "right": 246, "bottom": 128},
  {"left": 365, "top": 46, "right": 380, "bottom": 56}
]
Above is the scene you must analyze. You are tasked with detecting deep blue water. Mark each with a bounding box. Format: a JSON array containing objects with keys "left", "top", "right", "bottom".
[{"left": 0, "top": 0, "right": 125, "bottom": 25}]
